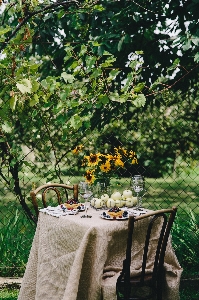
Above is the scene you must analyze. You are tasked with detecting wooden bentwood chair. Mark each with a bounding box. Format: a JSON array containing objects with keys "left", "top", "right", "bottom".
[
  {"left": 116, "top": 207, "right": 177, "bottom": 300},
  {"left": 30, "top": 183, "right": 78, "bottom": 219}
]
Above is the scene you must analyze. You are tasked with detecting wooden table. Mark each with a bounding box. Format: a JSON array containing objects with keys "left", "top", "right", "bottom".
[{"left": 18, "top": 208, "right": 182, "bottom": 300}]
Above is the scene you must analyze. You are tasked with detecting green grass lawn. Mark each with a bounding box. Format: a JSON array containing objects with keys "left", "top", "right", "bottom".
[{"left": 0, "top": 288, "right": 19, "bottom": 300}]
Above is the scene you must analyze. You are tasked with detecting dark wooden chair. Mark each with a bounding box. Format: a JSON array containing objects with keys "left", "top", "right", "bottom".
[
  {"left": 116, "top": 207, "right": 177, "bottom": 300},
  {"left": 30, "top": 183, "right": 78, "bottom": 219}
]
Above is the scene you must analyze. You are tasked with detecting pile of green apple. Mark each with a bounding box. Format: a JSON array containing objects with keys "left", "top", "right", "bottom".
[{"left": 90, "top": 190, "right": 137, "bottom": 209}]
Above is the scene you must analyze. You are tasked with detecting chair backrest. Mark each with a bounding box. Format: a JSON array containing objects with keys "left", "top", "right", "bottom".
[
  {"left": 30, "top": 183, "right": 78, "bottom": 218},
  {"left": 123, "top": 207, "right": 177, "bottom": 289}
]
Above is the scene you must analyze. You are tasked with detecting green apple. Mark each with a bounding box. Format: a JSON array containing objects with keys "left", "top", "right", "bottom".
[
  {"left": 101, "top": 194, "right": 109, "bottom": 202},
  {"left": 126, "top": 197, "right": 133, "bottom": 207},
  {"left": 111, "top": 191, "right": 122, "bottom": 200},
  {"left": 115, "top": 199, "right": 122, "bottom": 208},
  {"left": 122, "top": 190, "right": 133, "bottom": 199},
  {"left": 121, "top": 198, "right": 126, "bottom": 206},
  {"left": 90, "top": 197, "right": 98, "bottom": 207},
  {"left": 106, "top": 198, "right": 115, "bottom": 208},
  {"left": 132, "top": 197, "right": 138, "bottom": 206},
  {"left": 94, "top": 199, "right": 103, "bottom": 208}
]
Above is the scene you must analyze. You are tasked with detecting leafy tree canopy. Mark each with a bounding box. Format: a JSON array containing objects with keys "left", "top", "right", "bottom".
[
  {"left": 0, "top": 0, "right": 199, "bottom": 222},
  {"left": 1, "top": 0, "right": 199, "bottom": 93}
]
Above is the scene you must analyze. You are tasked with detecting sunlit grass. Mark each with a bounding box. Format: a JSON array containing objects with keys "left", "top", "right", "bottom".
[{"left": 0, "top": 288, "right": 19, "bottom": 300}]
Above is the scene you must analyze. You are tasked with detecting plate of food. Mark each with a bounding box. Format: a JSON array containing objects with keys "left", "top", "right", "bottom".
[
  {"left": 100, "top": 206, "right": 129, "bottom": 220},
  {"left": 61, "top": 201, "right": 85, "bottom": 212},
  {"left": 40, "top": 206, "right": 79, "bottom": 216}
]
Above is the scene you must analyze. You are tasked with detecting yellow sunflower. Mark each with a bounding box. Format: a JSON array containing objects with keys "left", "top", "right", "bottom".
[
  {"left": 100, "top": 161, "right": 111, "bottom": 173},
  {"left": 72, "top": 144, "right": 84, "bottom": 154},
  {"left": 106, "top": 154, "right": 115, "bottom": 160},
  {"left": 114, "top": 158, "right": 124, "bottom": 168},
  {"left": 84, "top": 153, "right": 101, "bottom": 166},
  {"left": 84, "top": 170, "right": 96, "bottom": 184},
  {"left": 129, "top": 150, "right": 136, "bottom": 157},
  {"left": 131, "top": 157, "right": 138, "bottom": 164},
  {"left": 117, "top": 146, "right": 128, "bottom": 156}
]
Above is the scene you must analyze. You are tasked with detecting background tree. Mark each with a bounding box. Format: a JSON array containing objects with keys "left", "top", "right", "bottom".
[{"left": 0, "top": 0, "right": 199, "bottom": 222}]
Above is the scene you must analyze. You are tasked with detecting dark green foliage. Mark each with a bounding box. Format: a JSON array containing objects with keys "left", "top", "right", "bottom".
[
  {"left": 0, "top": 207, "right": 35, "bottom": 277},
  {"left": 172, "top": 209, "right": 199, "bottom": 278}
]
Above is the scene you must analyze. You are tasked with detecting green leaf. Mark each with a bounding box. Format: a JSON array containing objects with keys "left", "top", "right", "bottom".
[
  {"left": 97, "top": 46, "right": 104, "bottom": 56},
  {"left": 29, "top": 63, "right": 40, "bottom": 70},
  {"left": 121, "top": 72, "right": 134, "bottom": 92},
  {"left": 135, "top": 50, "right": 144, "bottom": 55},
  {"left": 32, "top": 109, "right": 38, "bottom": 117},
  {"left": 61, "top": 72, "right": 75, "bottom": 83},
  {"left": 182, "top": 39, "right": 191, "bottom": 51},
  {"left": 31, "top": 80, "right": 40, "bottom": 92},
  {"left": 110, "top": 69, "right": 120, "bottom": 77},
  {"left": 93, "top": 4, "right": 105, "bottom": 11},
  {"left": 2, "top": 123, "right": 12, "bottom": 133},
  {"left": 10, "top": 159, "right": 17, "bottom": 167},
  {"left": 16, "top": 79, "right": 32, "bottom": 94},
  {"left": 0, "top": 63, "right": 7, "bottom": 69},
  {"left": 70, "top": 114, "right": 82, "bottom": 129},
  {"left": 109, "top": 92, "right": 127, "bottom": 103},
  {"left": 191, "top": 36, "right": 199, "bottom": 46},
  {"left": 0, "top": 26, "right": 11, "bottom": 35},
  {"left": 98, "top": 94, "right": 109, "bottom": 104},
  {"left": 194, "top": 52, "right": 199, "bottom": 62},
  {"left": 41, "top": 79, "right": 48, "bottom": 89},
  {"left": 133, "top": 94, "right": 146, "bottom": 107},
  {"left": 79, "top": 44, "right": 87, "bottom": 56},
  {"left": 103, "top": 51, "right": 112, "bottom": 56},
  {"left": 90, "top": 68, "right": 102, "bottom": 78},
  {"left": 118, "top": 36, "right": 125, "bottom": 52},
  {"left": 129, "top": 60, "right": 138, "bottom": 69},
  {"left": 56, "top": 113, "right": 68, "bottom": 124},
  {"left": 29, "top": 94, "right": 39, "bottom": 106},
  {"left": 60, "top": 87, "right": 71, "bottom": 100},
  {"left": 134, "top": 82, "right": 145, "bottom": 93},
  {"left": 101, "top": 57, "right": 116, "bottom": 68},
  {"left": 167, "top": 58, "right": 180, "bottom": 71},
  {"left": 10, "top": 95, "right": 17, "bottom": 111},
  {"left": 70, "top": 61, "right": 79, "bottom": 70},
  {"left": 85, "top": 56, "right": 97, "bottom": 71},
  {"left": 91, "top": 41, "right": 101, "bottom": 46},
  {"left": 60, "top": 92, "right": 67, "bottom": 101}
]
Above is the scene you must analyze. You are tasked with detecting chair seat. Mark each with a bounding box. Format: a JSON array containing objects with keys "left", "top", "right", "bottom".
[
  {"left": 130, "top": 273, "right": 153, "bottom": 285},
  {"left": 117, "top": 275, "right": 157, "bottom": 300}
]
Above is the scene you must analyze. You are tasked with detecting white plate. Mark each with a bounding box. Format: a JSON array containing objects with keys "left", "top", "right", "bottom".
[
  {"left": 126, "top": 208, "right": 148, "bottom": 216},
  {"left": 40, "top": 206, "right": 79, "bottom": 217},
  {"left": 61, "top": 203, "right": 85, "bottom": 212},
  {"left": 100, "top": 210, "right": 129, "bottom": 220}
]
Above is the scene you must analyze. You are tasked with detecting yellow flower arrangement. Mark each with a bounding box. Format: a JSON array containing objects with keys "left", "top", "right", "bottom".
[{"left": 73, "top": 146, "right": 138, "bottom": 184}]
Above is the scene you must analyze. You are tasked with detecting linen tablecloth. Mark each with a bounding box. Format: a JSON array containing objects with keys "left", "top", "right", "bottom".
[{"left": 18, "top": 209, "right": 182, "bottom": 300}]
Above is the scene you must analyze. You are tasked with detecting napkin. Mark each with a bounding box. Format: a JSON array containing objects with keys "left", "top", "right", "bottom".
[
  {"left": 39, "top": 205, "right": 79, "bottom": 217},
  {"left": 126, "top": 208, "right": 149, "bottom": 216}
]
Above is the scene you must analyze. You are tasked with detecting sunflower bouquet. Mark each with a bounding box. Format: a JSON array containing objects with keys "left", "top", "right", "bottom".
[{"left": 73, "top": 146, "right": 138, "bottom": 185}]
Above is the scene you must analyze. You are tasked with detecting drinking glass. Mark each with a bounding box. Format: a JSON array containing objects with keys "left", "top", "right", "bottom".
[
  {"left": 95, "top": 182, "right": 111, "bottom": 196},
  {"left": 131, "top": 175, "right": 144, "bottom": 210},
  {"left": 79, "top": 181, "right": 93, "bottom": 215}
]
